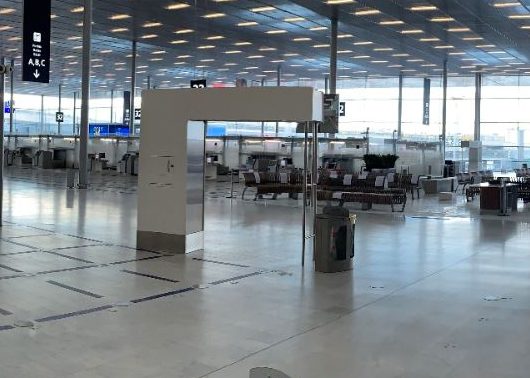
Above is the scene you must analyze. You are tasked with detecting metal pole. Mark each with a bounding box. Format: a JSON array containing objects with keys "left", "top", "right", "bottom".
[
  {"left": 110, "top": 89, "right": 114, "bottom": 123},
  {"left": 474, "top": 72, "right": 481, "bottom": 141},
  {"left": 130, "top": 40, "right": 137, "bottom": 136},
  {"left": 58, "top": 83, "right": 62, "bottom": 135},
  {"left": 302, "top": 123, "right": 308, "bottom": 267},
  {"left": 0, "top": 57, "right": 5, "bottom": 227},
  {"left": 330, "top": 11, "right": 338, "bottom": 95},
  {"left": 73, "top": 92, "right": 77, "bottom": 135},
  {"left": 275, "top": 65, "right": 281, "bottom": 136},
  {"left": 397, "top": 73, "right": 403, "bottom": 139},
  {"left": 442, "top": 59, "right": 448, "bottom": 164},
  {"left": 312, "top": 122, "right": 319, "bottom": 261},
  {"left": 9, "top": 59, "right": 14, "bottom": 135},
  {"left": 147, "top": 75, "right": 151, "bottom": 90},
  {"left": 324, "top": 75, "right": 329, "bottom": 94},
  {"left": 78, "top": 0, "right": 93, "bottom": 189},
  {"left": 261, "top": 78, "right": 265, "bottom": 136},
  {"left": 40, "top": 95, "right": 44, "bottom": 133}
]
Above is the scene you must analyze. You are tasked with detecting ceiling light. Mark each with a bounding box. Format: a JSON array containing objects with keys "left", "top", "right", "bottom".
[
  {"left": 392, "top": 53, "right": 410, "bottom": 57},
  {"left": 401, "top": 29, "right": 424, "bottom": 34},
  {"left": 354, "top": 9, "right": 380, "bottom": 16},
  {"left": 165, "top": 3, "right": 191, "bottom": 10},
  {"left": 109, "top": 14, "right": 130, "bottom": 20},
  {"left": 493, "top": 2, "right": 521, "bottom": 7},
  {"left": 141, "top": 34, "right": 157, "bottom": 39},
  {"left": 177, "top": 55, "right": 191, "bottom": 58},
  {"left": 353, "top": 41, "right": 373, "bottom": 45},
  {"left": 259, "top": 47, "right": 276, "bottom": 51},
  {"left": 71, "top": 6, "right": 84, "bottom": 13},
  {"left": 171, "top": 39, "right": 188, "bottom": 44},
  {"left": 266, "top": 29, "right": 287, "bottom": 34},
  {"left": 197, "top": 45, "right": 215, "bottom": 49},
  {"left": 327, "top": 0, "right": 355, "bottom": 4},
  {"left": 0, "top": 8, "right": 15, "bottom": 15},
  {"left": 238, "top": 21, "right": 258, "bottom": 26},
  {"left": 447, "top": 27, "right": 471, "bottom": 32},
  {"left": 251, "top": 6, "right": 275, "bottom": 12},
  {"left": 379, "top": 20, "right": 404, "bottom": 25},
  {"left": 284, "top": 53, "right": 299, "bottom": 56},
  {"left": 143, "top": 22, "right": 162, "bottom": 28},
  {"left": 175, "top": 29, "right": 194, "bottom": 34},
  {"left": 225, "top": 50, "right": 242, "bottom": 54},
  {"left": 431, "top": 17, "right": 454, "bottom": 22},
  {"left": 338, "top": 34, "right": 353, "bottom": 38},
  {"left": 434, "top": 45, "right": 455, "bottom": 49},
  {"left": 420, "top": 37, "right": 440, "bottom": 42},
  {"left": 285, "top": 17, "right": 305, "bottom": 22},
  {"left": 151, "top": 50, "right": 166, "bottom": 55},
  {"left": 309, "top": 26, "right": 327, "bottom": 31},
  {"left": 206, "top": 35, "right": 225, "bottom": 40},
  {"left": 410, "top": 5, "right": 437, "bottom": 11},
  {"left": 463, "top": 36, "right": 483, "bottom": 40},
  {"left": 353, "top": 55, "right": 370, "bottom": 59},
  {"left": 293, "top": 37, "right": 311, "bottom": 41},
  {"left": 374, "top": 47, "right": 393, "bottom": 51},
  {"left": 313, "top": 44, "right": 330, "bottom": 48},
  {"left": 203, "top": 13, "right": 225, "bottom": 18},
  {"left": 111, "top": 28, "right": 128, "bottom": 32},
  {"left": 234, "top": 42, "right": 252, "bottom": 46},
  {"left": 247, "top": 55, "right": 264, "bottom": 59},
  {"left": 509, "top": 14, "right": 530, "bottom": 19}
]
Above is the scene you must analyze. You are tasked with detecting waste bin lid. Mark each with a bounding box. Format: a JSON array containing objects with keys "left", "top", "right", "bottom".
[{"left": 322, "top": 206, "right": 350, "bottom": 217}]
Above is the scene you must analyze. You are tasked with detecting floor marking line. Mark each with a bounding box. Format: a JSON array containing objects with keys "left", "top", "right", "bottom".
[
  {"left": 0, "top": 264, "right": 24, "bottom": 273},
  {"left": 121, "top": 270, "right": 180, "bottom": 283},
  {"left": 209, "top": 271, "right": 262, "bottom": 286},
  {"left": 108, "top": 256, "right": 163, "bottom": 265},
  {"left": 43, "top": 251, "right": 95, "bottom": 264},
  {"left": 35, "top": 305, "right": 114, "bottom": 323},
  {"left": 46, "top": 280, "right": 104, "bottom": 299},
  {"left": 130, "top": 287, "right": 195, "bottom": 303},
  {"left": 192, "top": 258, "right": 251, "bottom": 268},
  {"left": 0, "top": 307, "right": 13, "bottom": 316},
  {"left": 0, "top": 250, "right": 40, "bottom": 257}
]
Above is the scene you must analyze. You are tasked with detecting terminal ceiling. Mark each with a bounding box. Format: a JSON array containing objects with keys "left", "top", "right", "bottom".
[{"left": 2, "top": 0, "right": 530, "bottom": 95}]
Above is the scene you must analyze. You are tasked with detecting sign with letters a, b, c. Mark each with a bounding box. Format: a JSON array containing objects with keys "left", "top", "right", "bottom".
[
  {"left": 190, "top": 79, "right": 207, "bottom": 88},
  {"left": 22, "top": 0, "right": 51, "bottom": 83}
]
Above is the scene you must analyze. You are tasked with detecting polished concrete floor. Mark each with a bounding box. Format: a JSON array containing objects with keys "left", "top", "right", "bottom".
[{"left": 1, "top": 167, "right": 530, "bottom": 377}]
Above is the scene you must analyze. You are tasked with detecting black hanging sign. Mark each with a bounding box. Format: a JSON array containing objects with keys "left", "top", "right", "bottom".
[
  {"left": 423, "top": 78, "right": 431, "bottom": 125},
  {"left": 56, "top": 112, "right": 64, "bottom": 123},
  {"left": 22, "top": 0, "right": 51, "bottom": 83},
  {"left": 123, "top": 91, "right": 131, "bottom": 126},
  {"left": 339, "top": 102, "right": 346, "bottom": 117},
  {"left": 134, "top": 108, "right": 142, "bottom": 120},
  {"left": 190, "top": 79, "right": 207, "bottom": 88}
]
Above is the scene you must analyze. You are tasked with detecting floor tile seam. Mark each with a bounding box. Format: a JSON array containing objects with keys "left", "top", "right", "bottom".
[
  {"left": 196, "top": 248, "right": 489, "bottom": 378},
  {"left": 0, "top": 269, "right": 269, "bottom": 330}
]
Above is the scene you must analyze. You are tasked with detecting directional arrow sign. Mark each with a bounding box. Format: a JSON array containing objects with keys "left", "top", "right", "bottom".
[{"left": 22, "top": 0, "right": 51, "bottom": 83}]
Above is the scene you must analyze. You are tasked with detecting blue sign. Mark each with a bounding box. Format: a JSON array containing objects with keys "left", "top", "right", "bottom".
[
  {"left": 89, "top": 123, "right": 130, "bottom": 137},
  {"left": 4, "top": 101, "right": 12, "bottom": 114},
  {"left": 207, "top": 124, "right": 226, "bottom": 137}
]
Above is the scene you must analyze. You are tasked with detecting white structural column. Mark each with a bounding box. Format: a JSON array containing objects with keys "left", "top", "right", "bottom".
[
  {"left": 129, "top": 41, "right": 137, "bottom": 136},
  {"left": 0, "top": 57, "right": 5, "bottom": 226},
  {"left": 57, "top": 83, "right": 62, "bottom": 135},
  {"left": 469, "top": 72, "right": 483, "bottom": 171},
  {"left": 9, "top": 59, "right": 14, "bottom": 134},
  {"left": 78, "top": 0, "right": 92, "bottom": 189},
  {"left": 442, "top": 60, "right": 448, "bottom": 164},
  {"left": 397, "top": 73, "right": 403, "bottom": 139},
  {"left": 137, "top": 87, "right": 323, "bottom": 254}
]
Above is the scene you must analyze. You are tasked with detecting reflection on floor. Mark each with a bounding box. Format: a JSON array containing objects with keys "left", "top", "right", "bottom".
[{"left": 1, "top": 167, "right": 530, "bottom": 378}]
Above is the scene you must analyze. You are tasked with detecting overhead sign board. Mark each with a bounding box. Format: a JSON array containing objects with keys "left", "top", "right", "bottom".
[
  {"left": 56, "top": 112, "right": 64, "bottom": 123},
  {"left": 190, "top": 79, "right": 207, "bottom": 88},
  {"left": 423, "top": 78, "right": 431, "bottom": 125},
  {"left": 22, "top": 0, "right": 51, "bottom": 83}
]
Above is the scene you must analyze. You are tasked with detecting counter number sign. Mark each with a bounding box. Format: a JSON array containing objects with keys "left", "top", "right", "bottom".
[
  {"left": 134, "top": 108, "right": 142, "bottom": 120},
  {"left": 190, "top": 79, "right": 207, "bottom": 88},
  {"left": 339, "top": 102, "right": 346, "bottom": 117},
  {"left": 22, "top": 0, "right": 51, "bottom": 83},
  {"left": 56, "top": 112, "right": 64, "bottom": 123}
]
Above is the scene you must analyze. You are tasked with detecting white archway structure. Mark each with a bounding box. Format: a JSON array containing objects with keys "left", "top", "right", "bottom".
[{"left": 137, "top": 87, "right": 323, "bottom": 254}]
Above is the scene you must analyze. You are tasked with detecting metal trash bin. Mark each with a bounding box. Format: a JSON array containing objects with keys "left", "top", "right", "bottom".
[{"left": 315, "top": 206, "right": 355, "bottom": 273}]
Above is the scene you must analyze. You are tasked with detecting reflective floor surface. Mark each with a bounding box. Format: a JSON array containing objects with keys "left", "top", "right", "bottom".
[{"left": 1, "top": 167, "right": 530, "bottom": 378}]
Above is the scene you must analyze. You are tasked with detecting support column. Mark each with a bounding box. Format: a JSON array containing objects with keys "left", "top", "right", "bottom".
[
  {"left": 474, "top": 72, "right": 482, "bottom": 141},
  {"left": 324, "top": 75, "right": 329, "bottom": 94},
  {"left": 260, "top": 78, "right": 265, "bottom": 136},
  {"left": 73, "top": 92, "right": 77, "bottom": 135},
  {"left": 0, "top": 57, "right": 5, "bottom": 226},
  {"left": 442, "top": 59, "right": 448, "bottom": 164},
  {"left": 130, "top": 40, "right": 137, "bottom": 136},
  {"left": 58, "top": 83, "right": 62, "bottom": 135},
  {"left": 9, "top": 59, "right": 14, "bottom": 134},
  {"left": 275, "top": 66, "right": 281, "bottom": 136},
  {"left": 329, "top": 11, "right": 338, "bottom": 95},
  {"left": 110, "top": 89, "right": 114, "bottom": 123},
  {"left": 147, "top": 75, "right": 151, "bottom": 90},
  {"left": 40, "top": 95, "right": 44, "bottom": 133},
  {"left": 397, "top": 73, "right": 403, "bottom": 139},
  {"left": 78, "top": 0, "right": 93, "bottom": 189}
]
